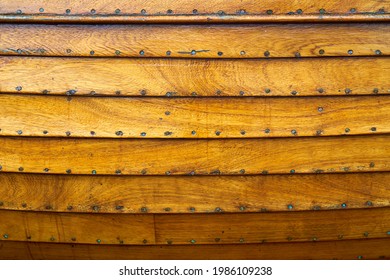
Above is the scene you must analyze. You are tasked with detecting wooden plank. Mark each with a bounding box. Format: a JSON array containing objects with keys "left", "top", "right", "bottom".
[
  {"left": 1, "top": 24, "right": 389, "bottom": 58},
  {"left": 0, "top": 208, "right": 389, "bottom": 244},
  {"left": 0, "top": 210, "right": 155, "bottom": 245},
  {"left": 0, "top": 1, "right": 389, "bottom": 23},
  {"left": 1, "top": 95, "right": 389, "bottom": 138},
  {"left": 0, "top": 173, "right": 389, "bottom": 213},
  {"left": 155, "top": 208, "right": 390, "bottom": 244},
  {"left": 1, "top": 57, "right": 389, "bottom": 96},
  {"left": 0, "top": 136, "right": 388, "bottom": 175},
  {"left": 1, "top": 239, "right": 390, "bottom": 260}
]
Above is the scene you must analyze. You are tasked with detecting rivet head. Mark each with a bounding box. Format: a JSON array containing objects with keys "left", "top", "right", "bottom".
[
  {"left": 373, "top": 88, "right": 379, "bottom": 94},
  {"left": 90, "top": 131, "right": 96, "bottom": 136},
  {"left": 319, "top": 49, "right": 325, "bottom": 55},
  {"left": 167, "top": 9, "right": 173, "bottom": 14},
  {"left": 191, "top": 130, "right": 196, "bottom": 135},
  {"left": 65, "top": 9, "right": 71, "bottom": 14},
  {"left": 140, "top": 89, "right": 146, "bottom": 96},
  {"left": 43, "top": 130, "right": 48, "bottom": 134},
  {"left": 265, "top": 88, "right": 271, "bottom": 94},
  {"left": 192, "top": 9, "right": 198, "bottom": 14},
  {"left": 348, "top": 50, "right": 353, "bottom": 55},
  {"left": 115, "top": 131, "right": 123, "bottom": 136},
  {"left": 22, "top": 203, "right": 27, "bottom": 208},
  {"left": 265, "top": 128, "right": 270, "bottom": 134},
  {"left": 164, "top": 131, "right": 173, "bottom": 136},
  {"left": 67, "top": 205, "right": 73, "bottom": 211},
  {"left": 215, "top": 207, "right": 222, "bottom": 212},
  {"left": 296, "top": 9, "right": 303, "bottom": 14},
  {"left": 141, "top": 207, "right": 148, "bottom": 212},
  {"left": 115, "top": 9, "right": 121, "bottom": 14},
  {"left": 319, "top": 8, "right": 326, "bottom": 14},
  {"left": 19, "top": 167, "right": 24, "bottom": 172},
  {"left": 318, "top": 107, "right": 324, "bottom": 112},
  {"left": 143, "top": 239, "right": 148, "bottom": 244},
  {"left": 90, "top": 50, "right": 95, "bottom": 56},
  {"left": 0, "top": 201, "right": 3, "bottom": 206},
  {"left": 366, "top": 201, "right": 373, "bottom": 207},
  {"left": 240, "top": 169, "right": 245, "bottom": 174},
  {"left": 240, "top": 130, "right": 246, "bottom": 135},
  {"left": 239, "top": 206, "right": 246, "bottom": 211},
  {"left": 115, "top": 50, "right": 121, "bottom": 55},
  {"left": 141, "top": 9, "right": 146, "bottom": 14},
  {"left": 71, "top": 237, "right": 76, "bottom": 241},
  {"left": 295, "top": 52, "right": 301, "bottom": 58},
  {"left": 218, "top": 51, "right": 223, "bottom": 56},
  {"left": 215, "top": 238, "right": 220, "bottom": 242},
  {"left": 264, "top": 50, "right": 270, "bottom": 57},
  {"left": 290, "top": 169, "right": 295, "bottom": 173},
  {"left": 16, "top": 86, "right": 22, "bottom": 91},
  {"left": 91, "top": 170, "right": 97, "bottom": 175},
  {"left": 39, "top": 8, "right": 44, "bottom": 13},
  {"left": 291, "top": 90, "right": 298, "bottom": 95},
  {"left": 17, "top": 130, "right": 23, "bottom": 135},
  {"left": 370, "top": 127, "right": 377, "bottom": 132},
  {"left": 350, "top": 8, "right": 356, "bottom": 13},
  {"left": 215, "top": 130, "right": 221, "bottom": 136},
  {"left": 375, "top": 50, "right": 382, "bottom": 55},
  {"left": 16, "top": 9, "right": 22, "bottom": 14},
  {"left": 3, "top": 234, "right": 9, "bottom": 239},
  {"left": 140, "top": 132, "right": 146, "bottom": 137},
  {"left": 190, "top": 239, "right": 196, "bottom": 244},
  {"left": 345, "top": 128, "right": 350, "bottom": 133},
  {"left": 90, "top": 9, "right": 96, "bottom": 14},
  {"left": 287, "top": 204, "right": 293, "bottom": 210},
  {"left": 92, "top": 205, "right": 99, "bottom": 211},
  {"left": 363, "top": 232, "right": 369, "bottom": 237},
  {"left": 317, "top": 88, "right": 324, "bottom": 94},
  {"left": 166, "top": 51, "right": 171, "bottom": 56},
  {"left": 65, "top": 131, "right": 71, "bottom": 136},
  {"left": 291, "top": 129, "right": 297, "bottom": 135},
  {"left": 44, "top": 168, "right": 49, "bottom": 172},
  {"left": 115, "top": 169, "right": 121, "bottom": 175},
  {"left": 341, "top": 203, "right": 347, "bottom": 208},
  {"left": 50, "top": 237, "right": 55, "bottom": 241},
  {"left": 164, "top": 207, "right": 171, "bottom": 212},
  {"left": 96, "top": 239, "right": 101, "bottom": 244},
  {"left": 165, "top": 171, "right": 171, "bottom": 175},
  {"left": 345, "top": 88, "right": 351, "bottom": 94},
  {"left": 369, "top": 162, "right": 375, "bottom": 168},
  {"left": 266, "top": 10, "right": 273, "bottom": 15},
  {"left": 139, "top": 50, "right": 145, "bottom": 55},
  {"left": 191, "top": 50, "right": 196, "bottom": 55},
  {"left": 239, "top": 238, "right": 245, "bottom": 243},
  {"left": 240, "top": 50, "right": 246, "bottom": 55},
  {"left": 189, "top": 207, "right": 195, "bottom": 212}
]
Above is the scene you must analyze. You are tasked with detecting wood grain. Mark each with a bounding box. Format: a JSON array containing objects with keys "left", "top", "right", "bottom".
[
  {"left": 1, "top": 239, "right": 389, "bottom": 260},
  {"left": 0, "top": 0, "right": 388, "bottom": 23},
  {"left": 1, "top": 173, "right": 389, "bottom": 213},
  {"left": 0, "top": 208, "right": 389, "bottom": 244},
  {"left": 1, "top": 57, "right": 389, "bottom": 96},
  {"left": 1, "top": 95, "right": 389, "bottom": 138},
  {"left": 0, "top": 136, "right": 388, "bottom": 175},
  {"left": 1, "top": 24, "right": 388, "bottom": 58}
]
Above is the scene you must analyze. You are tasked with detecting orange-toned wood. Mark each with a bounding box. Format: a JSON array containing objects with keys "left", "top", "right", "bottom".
[
  {"left": 1, "top": 57, "right": 389, "bottom": 96},
  {"left": 1, "top": 95, "right": 389, "bottom": 138},
  {"left": 0, "top": 136, "right": 388, "bottom": 175},
  {"left": 0, "top": 210, "right": 154, "bottom": 245},
  {"left": 0, "top": 208, "right": 389, "bottom": 244},
  {"left": 0, "top": 0, "right": 388, "bottom": 23},
  {"left": 155, "top": 208, "right": 390, "bottom": 244},
  {"left": 1, "top": 24, "right": 388, "bottom": 58},
  {"left": 1, "top": 239, "right": 389, "bottom": 260},
  {"left": 1, "top": 173, "right": 389, "bottom": 213}
]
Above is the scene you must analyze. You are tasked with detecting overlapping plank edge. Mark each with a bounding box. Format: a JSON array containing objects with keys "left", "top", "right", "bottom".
[
  {"left": 0, "top": 173, "right": 389, "bottom": 213},
  {"left": 0, "top": 0, "right": 389, "bottom": 23},
  {"left": 1, "top": 239, "right": 390, "bottom": 260},
  {"left": 0, "top": 135, "right": 388, "bottom": 175},
  {"left": 1, "top": 24, "right": 389, "bottom": 58},
  {"left": 0, "top": 208, "right": 389, "bottom": 244},
  {"left": 1, "top": 95, "right": 389, "bottom": 138},
  {"left": 1, "top": 57, "right": 389, "bottom": 96}
]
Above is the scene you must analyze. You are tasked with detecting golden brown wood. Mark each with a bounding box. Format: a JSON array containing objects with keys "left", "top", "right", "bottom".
[
  {"left": 0, "top": 210, "right": 154, "bottom": 245},
  {"left": 1, "top": 24, "right": 388, "bottom": 58},
  {"left": 0, "top": 136, "right": 388, "bottom": 175},
  {"left": 0, "top": 208, "right": 389, "bottom": 244},
  {"left": 155, "top": 208, "right": 390, "bottom": 244},
  {"left": 1, "top": 239, "right": 390, "bottom": 260},
  {"left": 0, "top": 0, "right": 388, "bottom": 23},
  {"left": 1, "top": 57, "right": 389, "bottom": 96},
  {"left": 1, "top": 95, "right": 389, "bottom": 138},
  {"left": 1, "top": 173, "right": 389, "bottom": 213}
]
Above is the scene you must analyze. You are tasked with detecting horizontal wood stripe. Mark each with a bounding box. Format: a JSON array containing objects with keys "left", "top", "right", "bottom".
[
  {"left": 1, "top": 239, "right": 389, "bottom": 260},
  {"left": 0, "top": 0, "right": 388, "bottom": 23},
  {"left": 1, "top": 24, "right": 389, "bottom": 58},
  {"left": 0, "top": 136, "right": 388, "bottom": 175},
  {"left": 0, "top": 208, "right": 389, "bottom": 244},
  {"left": 0, "top": 173, "right": 389, "bottom": 213},
  {"left": 1, "top": 95, "right": 389, "bottom": 138},
  {"left": 1, "top": 57, "right": 389, "bottom": 96}
]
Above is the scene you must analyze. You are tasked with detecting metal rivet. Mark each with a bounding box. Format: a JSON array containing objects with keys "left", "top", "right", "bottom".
[
  {"left": 17, "top": 130, "right": 23, "bottom": 135},
  {"left": 139, "top": 50, "right": 145, "bottom": 55},
  {"left": 265, "top": 88, "right": 271, "bottom": 94},
  {"left": 375, "top": 50, "right": 382, "bottom": 55},
  {"left": 296, "top": 9, "right": 303, "bottom": 14},
  {"left": 142, "top": 239, "right": 147, "bottom": 244},
  {"left": 378, "top": 8, "right": 385, "bottom": 14},
  {"left": 319, "top": 8, "right": 326, "bottom": 14},
  {"left": 264, "top": 50, "right": 270, "bottom": 57},
  {"left": 140, "top": 132, "right": 146, "bottom": 137},
  {"left": 92, "top": 170, "right": 97, "bottom": 174},
  {"left": 115, "top": 131, "right": 123, "bottom": 136},
  {"left": 366, "top": 201, "right": 373, "bottom": 206},
  {"left": 140, "top": 89, "right": 146, "bottom": 95},
  {"left": 261, "top": 208, "right": 267, "bottom": 212},
  {"left": 90, "top": 131, "right": 96, "bottom": 136},
  {"left": 215, "top": 207, "right": 222, "bottom": 212},
  {"left": 115, "top": 50, "right": 121, "bottom": 55},
  {"left": 0, "top": 166, "right": 2, "bottom": 171},
  {"left": 338, "top": 234, "right": 344, "bottom": 239},
  {"left": 50, "top": 237, "right": 55, "bottom": 241},
  {"left": 191, "top": 50, "right": 196, "bottom": 55},
  {"left": 166, "top": 51, "right": 171, "bottom": 56},
  {"left": 90, "top": 91, "right": 96, "bottom": 95},
  {"left": 386, "top": 231, "right": 390, "bottom": 235},
  {"left": 3, "top": 234, "right": 9, "bottom": 239},
  {"left": 266, "top": 10, "right": 273, "bottom": 15},
  {"left": 370, "top": 127, "right": 377, "bottom": 132},
  {"left": 189, "top": 171, "right": 195, "bottom": 176},
  {"left": 0, "top": 201, "right": 3, "bottom": 206},
  {"left": 90, "top": 50, "right": 95, "bottom": 55},
  {"left": 318, "top": 107, "right": 324, "bottom": 112},
  {"left": 240, "top": 130, "right": 246, "bottom": 135},
  {"left": 164, "top": 207, "right": 171, "bottom": 212},
  {"left": 66, "top": 89, "right": 76, "bottom": 95},
  {"left": 341, "top": 203, "right": 347, "bottom": 208},
  {"left": 240, "top": 51, "right": 246, "bottom": 55},
  {"left": 16, "top": 9, "right": 22, "bottom": 14},
  {"left": 364, "top": 232, "right": 369, "bottom": 237},
  {"left": 345, "top": 88, "right": 351, "bottom": 94},
  {"left": 65, "top": 9, "right": 71, "bottom": 14},
  {"left": 92, "top": 205, "right": 99, "bottom": 211},
  {"left": 262, "top": 170, "right": 268, "bottom": 175},
  {"left": 218, "top": 51, "right": 223, "bottom": 56},
  {"left": 164, "top": 131, "right": 173, "bottom": 136},
  {"left": 290, "top": 169, "right": 295, "bottom": 173},
  {"left": 167, "top": 9, "right": 173, "bottom": 14},
  {"left": 141, "top": 169, "right": 147, "bottom": 175},
  {"left": 190, "top": 239, "right": 196, "bottom": 244},
  {"left": 313, "top": 205, "right": 321, "bottom": 210},
  {"left": 141, "top": 9, "right": 146, "bottom": 14},
  {"left": 192, "top": 9, "right": 198, "bottom": 14},
  {"left": 369, "top": 162, "right": 375, "bottom": 168},
  {"left": 350, "top": 8, "right": 356, "bottom": 13},
  {"left": 167, "top": 240, "right": 173, "bottom": 245},
  {"left": 348, "top": 50, "right": 353, "bottom": 55},
  {"left": 215, "top": 238, "right": 220, "bottom": 242},
  {"left": 165, "top": 111, "right": 171, "bottom": 116},
  {"left": 189, "top": 207, "right": 195, "bottom": 212},
  {"left": 239, "top": 238, "right": 245, "bottom": 243},
  {"left": 291, "top": 129, "right": 297, "bottom": 135},
  {"left": 239, "top": 206, "right": 246, "bottom": 211},
  {"left": 39, "top": 8, "right": 44, "bottom": 13},
  {"left": 265, "top": 128, "right": 270, "bottom": 134},
  {"left": 16, "top": 86, "right": 22, "bottom": 91},
  {"left": 312, "top": 237, "right": 318, "bottom": 241},
  {"left": 44, "top": 168, "right": 49, "bottom": 172},
  {"left": 71, "top": 237, "right": 76, "bottom": 241},
  {"left": 45, "top": 205, "right": 52, "bottom": 210},
  {"left": 42, "top": 89, "right": 49, "bottom": 94},
  {"left": 216, "top": 90, "right": 222, "bottom": 95},
  {"left": 67, "top": 205, "right": 73, "bottom": 211},
  {"left": 287, "top": 204, "right": 293, "bottom": 210},
  {"left": 319, "top": 49, "right": 325, "bottom": 55},
  {"left": 115, "top": 169, "right": 121, "bottom": 175},
  {"left": 115, "top": 9, "right": 121, "bottom": 14},
  {"left": 16, "top": 49, "right": 22, "bottom": 54},
  {"left": 316, "top": 130, "right": 323, "bottom": 136},
  {"left": 345, "top": 128, "right": 350, "bottom": 133},
  {"left": 240, "top": 169, "right": 245, "bottom": 174},
  {"left": 191, "top": 130, "right": 196, "bottom": 135},
  {"left": 166, "top": 92, "right": 172, "bottom": 97},
  {"left": 317, "top": 88, "right": 324, "bottom": 94},
  {"left": 287, "top": 236, "right": 293, "bottom": 241},
  {"left": 90, "top": 9, "right": 96, "bottom": 14},
  {"left": 215, "top": 131, "right": 221, "bottom": 136},
  {"left": 373, "top": 88, "right": 379, "bottom": 94},
  {"left": 140, "top": 207, "right": 147, "bottom": 213},
  {"left": 22, "top": 203, "right": 27, "bottom": 208},
  {"left": 217, "top": 10, "right": 225, "bottom": 16},
  {"left": 19, "top": 167, "right": 24, "bottom": 172},
  {"left": 96, "top": 239, "right": 101, "bottom": 244},
  {"left": 65, "top": 131, "right": 71, "bottom": 136},
  {"left": 295, "top": 52, "right": 301, "bottom": 58},
  {"left": 291, "top": 90, "right": 298, "bottom": 96},
  {"left": 115, "top": 90, "right": 121, "bottom": 95},
  {"left": 165, "top": 171, "right": 171, "bottom": 175},
  {"left": 357, "top": 256, "right": 363, "bottom": 260}
]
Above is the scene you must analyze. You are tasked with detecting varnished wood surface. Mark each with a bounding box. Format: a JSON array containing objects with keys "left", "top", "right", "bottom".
[
  {"left": 0, "top": 208, "right": 389, "bottom": 244},
  {"left": 1, "top": 173, "right": 389, "bottom": 213},
  {"left": 1, "top": 57, "right": 389, "bottom": 96},
  {"left": 0, "top": 136, "right": 388, "bottom": 175},
  {"left": 1, "top": 239, "right": 389, "bottom": 260},
  {"left": 1, "top": 24, "right": 389, "bottom": 58},
  {"left": 1, "top": 95, "right": 389, "bottom": 138},
  {"left": 0, "top": 0, "right": 388, "bottom": 23}
]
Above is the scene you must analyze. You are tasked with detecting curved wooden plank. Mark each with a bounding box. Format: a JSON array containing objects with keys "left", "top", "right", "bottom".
[
  {"left": 1, "top": 239, "right": 389, "bottom": 260},
  {"left": 1, "top": 24, "right": 389, "bottom": 58},
  {"left": 1, "top": 57, "right": 389, "bottom": 96},
  {"left": 0, "top": 173, "right": 389, "bottom": 213},
  {"left": 1, "top": 95, "right": 389, "bottom": 138},
  {"left": 0, "top": 0, "right": 388, "bottom": 23},
  {"left": 0, "top": 208, "right": 389, "bottom": 244},
  {"left": 0, "top": 136, "right": 388, "bottom": 175}
]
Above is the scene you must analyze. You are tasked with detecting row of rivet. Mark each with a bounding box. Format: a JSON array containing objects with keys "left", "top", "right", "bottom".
[
  {"left": 10, "top": 87, "right": 386, "bottom": 96},
  {"left": 1, "top": 127, "right": 379, "bottom": 137},
  {"left": 13, "top": 8, "right": 387, "bottom": 15}
]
